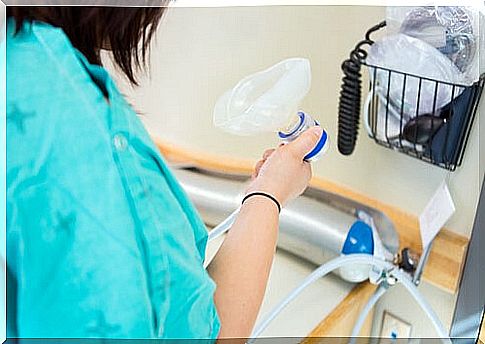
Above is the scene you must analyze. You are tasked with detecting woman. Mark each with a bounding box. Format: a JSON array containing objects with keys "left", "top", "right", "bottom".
[{"left": 6, "top": 6, "right": 323, "bottom": 339}]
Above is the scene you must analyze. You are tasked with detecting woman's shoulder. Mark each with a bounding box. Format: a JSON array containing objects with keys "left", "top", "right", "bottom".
[
  {"left": 6, "top": 19, "right": 111, "bottom": 173},
  {"left": 7, "top": 18, "right": 103, "bottom": 106},
  {"left": 7, "top": 18, "right": 110, "bottom": 129},
  {"left": 8, "top": 19, "right": 75, "bottom": 73}
]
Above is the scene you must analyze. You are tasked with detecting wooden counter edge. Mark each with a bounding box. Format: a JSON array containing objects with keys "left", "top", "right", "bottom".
[{"left": 155, "top": 139, "right": 469, "bottom": 294}]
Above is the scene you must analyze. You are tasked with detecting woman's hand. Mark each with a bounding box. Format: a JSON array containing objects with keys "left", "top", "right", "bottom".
[
  {"left": 209, "top": 126, "right": 324, "bottom": 338},
  {"left": 246, "top": 126, "right": 323, "bottom": 207}
]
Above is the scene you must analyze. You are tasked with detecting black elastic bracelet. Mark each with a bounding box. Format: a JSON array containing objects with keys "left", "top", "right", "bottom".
[{"left": 242, "top": 192, "right": 281, "bottom": 213}]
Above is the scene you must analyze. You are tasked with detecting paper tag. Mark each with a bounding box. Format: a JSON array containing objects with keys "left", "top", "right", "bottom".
[{"left": 419, "top": 181, "right": 456, "bottom": 249}]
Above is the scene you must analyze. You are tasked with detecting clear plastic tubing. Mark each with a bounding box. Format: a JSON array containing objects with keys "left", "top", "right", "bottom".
[
  {"left": 349, "top": 283, "right": 388, "bottom": 342},
  {"left": 208, "top": 209, "right": 447, "bottom": 340},
  {"left": 207, "top": 208, "right": 239, "bottom": 242},
  {"left": 249, "top": 254, "right": 450, "bottom": 343}
]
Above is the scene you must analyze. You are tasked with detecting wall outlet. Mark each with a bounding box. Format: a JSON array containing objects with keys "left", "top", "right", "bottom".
[{"left": 379, "top": 311, "right": 412, "bottom": 343}]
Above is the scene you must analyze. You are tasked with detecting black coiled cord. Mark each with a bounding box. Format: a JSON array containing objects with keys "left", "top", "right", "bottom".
[{"left": 337, "top": 21, "right": 386, "bottom": 156}]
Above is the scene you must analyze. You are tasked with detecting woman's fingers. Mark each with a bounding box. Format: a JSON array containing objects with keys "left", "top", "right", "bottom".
[
  {"left": 255, "top": 159, "right": 265, "bottom": 174},
  {"left": 252, "top": 148, "right": 276, "bottom": 180},
  {"left": 252, "top": 159, "right": 266, "bottom": 180},
  {"left": 286, "top": 126, "right": 323, "bottom": 160},
  {"left": 247, "top": 131, "right": 319, "bottom": 206},
  {"left": 262, "top": 149, "right": 275, "bottom": 160}
]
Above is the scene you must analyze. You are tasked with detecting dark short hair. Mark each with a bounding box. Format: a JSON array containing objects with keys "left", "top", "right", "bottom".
[{"left": 8, "top": 6, "right": 167, "bottom": 85}]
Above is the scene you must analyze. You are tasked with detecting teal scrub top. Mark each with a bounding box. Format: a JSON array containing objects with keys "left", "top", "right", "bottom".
[{"left": 6, "top": 18, "right": 220, "bottom": 339}]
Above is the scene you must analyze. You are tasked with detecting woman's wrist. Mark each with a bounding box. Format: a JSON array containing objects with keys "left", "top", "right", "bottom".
[
  {"left": 240, "top": 193, "right": 281, "bottom": 215},
  {"left": 242, "top": 192, "right": 281, "bottom": 213},
  {"left": 245, "top": 180, "right": 288, "bottom": 208}
]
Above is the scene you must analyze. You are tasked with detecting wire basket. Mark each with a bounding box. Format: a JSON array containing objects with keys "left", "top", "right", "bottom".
[{"left": 363, "top": 63, "right": 484, "bottom": 171}]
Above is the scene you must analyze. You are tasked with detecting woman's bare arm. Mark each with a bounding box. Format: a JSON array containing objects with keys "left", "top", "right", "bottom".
[
  {"left": 207, "top": 126, "right": 323, "bottom": 338},
  {"left": 207, "top": 197, "right": 279, "bottom": 338}
]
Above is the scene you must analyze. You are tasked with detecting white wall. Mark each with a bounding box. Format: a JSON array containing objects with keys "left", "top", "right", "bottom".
[{"left": 112, "top": 5, "right": 483, "bottom": 238}]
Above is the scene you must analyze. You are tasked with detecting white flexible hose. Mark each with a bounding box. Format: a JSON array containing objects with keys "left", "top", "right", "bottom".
[
  {"left": 397, "top": 271, "right": 450, "bottom": 341},
  {"left": 249, "top": 254, "right": 450, "bottom": 343},
  {"left": 209, "top": 212, "right": 449, "bottom": 342},
  {"left": 250, "top": 255, "right": 390, "bottom": 339},
  {"left": 349, "top": 283, "right": 388, "bottom": 343},
  {"left": 207, "top": 208, "right": 240, "bottom": 242}
]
